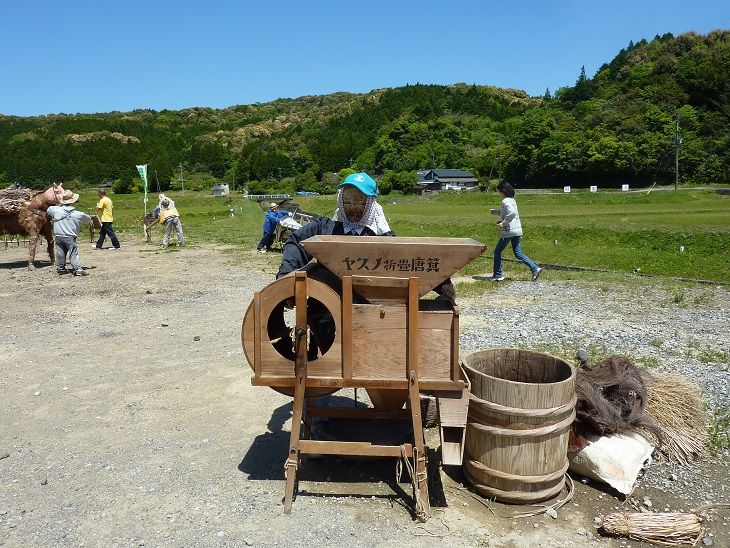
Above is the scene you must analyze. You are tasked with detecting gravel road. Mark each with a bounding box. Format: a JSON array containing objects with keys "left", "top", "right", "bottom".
[{"left": 1, "top": 242, "right": 728, "bottom": 547}]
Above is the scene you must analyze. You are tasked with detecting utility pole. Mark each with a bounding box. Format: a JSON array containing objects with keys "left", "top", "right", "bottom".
[
  {"left": 674, "top": 117, "right": 681, "bottom": 190},
  {"left": 179, "top": 162, "right": 185, "bottom": 196},
  {"left": 496, "top": 138, "right": 503, "bottom": 185}
]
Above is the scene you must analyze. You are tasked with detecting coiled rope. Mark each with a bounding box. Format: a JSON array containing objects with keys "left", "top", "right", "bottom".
[{"left": 396, "top": 444, "right": 429, "bottom": 522}]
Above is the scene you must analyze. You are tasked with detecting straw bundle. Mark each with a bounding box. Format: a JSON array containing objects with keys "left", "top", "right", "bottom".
[
  {"left": 643, "top": 373, "right": 708, "bottom": 465},
  {"left": 600, "top": 511, "right": 704, "bottom": 546}
]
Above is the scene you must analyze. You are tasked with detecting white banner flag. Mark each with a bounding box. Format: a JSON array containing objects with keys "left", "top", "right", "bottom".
[{"left": 136, "top": 164, "right": 149, "bottom": 211}]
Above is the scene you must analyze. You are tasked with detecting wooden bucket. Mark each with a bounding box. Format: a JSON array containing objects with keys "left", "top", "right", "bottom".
[{"left": 461, "top": 349, "right": 576, "bottom": 504}]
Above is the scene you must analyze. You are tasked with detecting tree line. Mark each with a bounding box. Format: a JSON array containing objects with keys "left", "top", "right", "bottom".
[{"left": 1, "top": 30, "right": 728, "bottom": 194}]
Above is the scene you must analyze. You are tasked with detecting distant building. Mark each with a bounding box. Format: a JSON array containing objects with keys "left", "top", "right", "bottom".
[
  {"left": 417, "top": 169, "right": 478, "bottom": 191},
  {"left": 212, "top": 183, "right": 230, "bottom": 196}
]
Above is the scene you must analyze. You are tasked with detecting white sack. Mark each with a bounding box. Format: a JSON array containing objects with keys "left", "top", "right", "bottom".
[
  {"left": 279, "top": 217, "right": 302, "bottom": 230},
  {"left": 568, "top": 431, "right": 654, "bottom": 494}
]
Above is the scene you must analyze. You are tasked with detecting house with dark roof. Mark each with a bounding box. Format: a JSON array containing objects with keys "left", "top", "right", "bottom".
[{"left": 417, "top": 169, "right": 479, "bottom": 191}]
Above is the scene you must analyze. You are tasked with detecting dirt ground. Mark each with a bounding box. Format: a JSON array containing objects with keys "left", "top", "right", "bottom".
[{"left": 1, "top": 239, "right": 728, "bottom": 547}]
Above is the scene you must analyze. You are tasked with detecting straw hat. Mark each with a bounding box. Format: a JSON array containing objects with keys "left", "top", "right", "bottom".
[{"left": 59, "top": 189, "right": 79, "bottom": 205}]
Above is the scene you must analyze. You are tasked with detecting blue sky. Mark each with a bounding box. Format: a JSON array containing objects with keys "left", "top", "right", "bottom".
[{"left": 2, "top": 1, "right": 728, "bottom": 117}]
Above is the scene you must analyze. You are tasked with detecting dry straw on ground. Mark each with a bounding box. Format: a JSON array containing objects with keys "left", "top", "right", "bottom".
[
  {"left": 601, "top": 511, "right": 704, "bottom": 546},
  {"left": 643, "top": 373, "right": 709, "bottom": 465}
]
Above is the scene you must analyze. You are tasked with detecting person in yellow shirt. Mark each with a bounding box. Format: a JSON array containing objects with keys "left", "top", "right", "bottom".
[{"left": 92, "top": 189, "right": 120, "bottom": 250}]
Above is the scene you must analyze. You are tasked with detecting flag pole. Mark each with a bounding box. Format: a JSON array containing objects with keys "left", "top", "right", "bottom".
[{"left": 136, "top": 164, "right": 149, "bottom": 229}]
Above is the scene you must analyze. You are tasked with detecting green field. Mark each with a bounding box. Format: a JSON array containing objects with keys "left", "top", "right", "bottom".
[{"left": 85, "top": 186, "right": 730, "bottom": 284}]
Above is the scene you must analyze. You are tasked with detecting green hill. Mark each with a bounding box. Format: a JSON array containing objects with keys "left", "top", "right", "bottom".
[{"left": 1, "top": 30, "right": 728, "bottom": 193}]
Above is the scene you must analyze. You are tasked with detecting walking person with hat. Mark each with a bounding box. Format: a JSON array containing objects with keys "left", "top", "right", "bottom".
[
  {"left": 256, "top": 202, "right": 289, "bottom": 254},
  {"left": 92, "top": 188, "right": 120, "bottom": 250},
  {"left": 47, "top": 189, "right": 91, "bottom": 276}
]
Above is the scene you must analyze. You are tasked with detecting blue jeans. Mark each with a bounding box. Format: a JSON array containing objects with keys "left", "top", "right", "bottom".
[
  {"left": 493, "top": 235, "right": 538, "bottom": 277},
  {"left": 96, "top": 222, "right": 120, "bottom": 249},
  {"left": 257, "top": 231, "right": 275, "bottom": 250}
]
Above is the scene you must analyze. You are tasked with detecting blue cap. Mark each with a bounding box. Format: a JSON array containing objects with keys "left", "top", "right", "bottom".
[{"left": 338, "top": 172, "right": 377, "bottom": 196}]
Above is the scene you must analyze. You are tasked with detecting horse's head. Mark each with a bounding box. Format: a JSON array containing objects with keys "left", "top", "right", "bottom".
[{"left": 24, "top": 183, "right": 64, "bottom": 210}]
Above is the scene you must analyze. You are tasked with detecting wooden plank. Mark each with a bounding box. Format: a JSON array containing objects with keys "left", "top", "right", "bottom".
[
  {"left": 450, "top": 307, "right": 459, "bottom": 384},
  {"left": 435, "top": 390, "right": 470, "bottom": 426},
  {"left": 352, "top": 275, "right": 410, "bottom": 289},
  {"left": 349, "top": 331, "right": 453, "bottom": 381},
  {"left": 283, "top": 318, "right": 309, "bottom": 514},
  {"left": 350, "top": 304, "right": 453, "bottom": 330},
  {"left": 251, "top": 376, "right": 462, "bottom": 391},
  {"left": 253, "top": 291, "right": 262, "bottom": 376},
  {"left": 299, "top": 235, "right": 487, "bottom": 297},
  {"left": 251, "top": 359, "right": 342, "bottom": 378},
  {"left": 408, "top": 368, "right": 430, "bottom": 519},
  {"left": 351, "top": 331, "right": 406, "bottom": 378},
  {"left": 298, "top": 439, "right": 414, "bottom": 458},
  {"left": 295, "top": 271, "right": 307, "bottom": 328},
  {"left": 341, "top": 276, "right": 353, "bottom": 380},
  {"left": 251, "top": 377, "right": 411, "bottom": 389},
  {"left": 419, "top": 380, "right": 465, "bottom": 391}
]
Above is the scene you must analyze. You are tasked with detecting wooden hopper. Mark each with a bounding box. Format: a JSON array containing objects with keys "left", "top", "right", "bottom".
[{"left": 300, "top": 236, "right": 486, "bottom": 302}]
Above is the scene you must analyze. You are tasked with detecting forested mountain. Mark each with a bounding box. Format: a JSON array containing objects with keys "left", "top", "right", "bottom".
[{"left": 1, "top": 30, "right": 728, "bottom": 193}]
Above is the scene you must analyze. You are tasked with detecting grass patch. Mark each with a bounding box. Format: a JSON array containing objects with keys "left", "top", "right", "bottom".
[
  {"left": 697, "top": 348, "right": 730, "bottom": 366},
  {"left": 708, "top": 407, "right": 730, "bottom": 454},
  {"left": 77, "top": 186, "right": 730, "bottom": 283},
  {"left": 383, "top": 188, "right": 730, "bottom": 282},
  {"left": 693, "top": 292, "right": 713, "bottom": 305}
]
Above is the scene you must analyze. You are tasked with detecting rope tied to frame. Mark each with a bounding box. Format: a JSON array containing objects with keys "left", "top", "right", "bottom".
[
  {"left": 290, "top": 326, "right": 310, "bottom": 353},
  {"left": 397, "top": 444, "right": 429, "bottom": 522},
  {"left": 283, "top": 456, "right": 299, "bottom": 479}
]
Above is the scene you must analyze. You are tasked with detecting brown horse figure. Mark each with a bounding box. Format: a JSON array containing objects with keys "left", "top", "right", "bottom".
[
  {"left": 0, "top": 183, "right": 62, "bottom": 270},
  {"left": 22, "top": 182, "right": 64, "bottom": 210}
]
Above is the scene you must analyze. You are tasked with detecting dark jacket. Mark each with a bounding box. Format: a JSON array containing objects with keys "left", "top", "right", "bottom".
[{"left": 277, "top": 216, "right": 394, "bottom": 279}]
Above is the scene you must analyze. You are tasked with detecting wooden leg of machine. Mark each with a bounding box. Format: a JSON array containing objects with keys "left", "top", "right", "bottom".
[
  {"left": 409, "top": 369, "right": 430, "bottom": 520},
  {"left": 283, "top": 327, "right": 308, "bottom": 514},
  {"left": 284, "top": 272, "right": 310, "bottom": 514}
]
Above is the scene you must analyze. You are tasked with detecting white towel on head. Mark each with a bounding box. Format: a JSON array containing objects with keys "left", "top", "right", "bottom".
[{"left": 336, "top": 191, "right": 390, "bottom": 235}]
